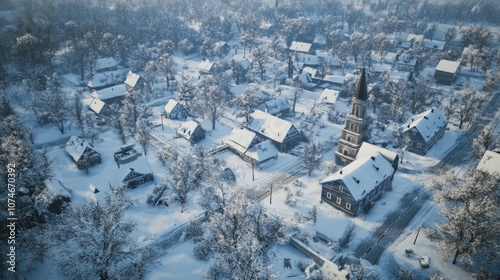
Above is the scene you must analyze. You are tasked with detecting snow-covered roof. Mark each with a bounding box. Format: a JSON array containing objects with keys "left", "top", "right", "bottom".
[
  {"left": 289, "top": 41, "right": 312, "bottom": 53},
  {"left": 463, "top": 46, "right": 479, "bottom": 56},
  {"left": 356, "top": 142, "right": 398, "bottom": 165},
  {"left": 322, "top": 74, "right": 344, "bottom": 85},
  {"left": 258, "top": 96, "right": 291, "bottom": 115},
  {"left": 93, "top": 84, "right": 127, "bottom": 100},
  {"left": 249, "top": 110, "right": 294, "bottom": 143},
  {"left": 87, "top": 69, "right": 127, "bottom": 89},
  {"left": 298, "top": 53, "right": 321, "bottom": 66},
  {"left": 321, "top": 153, "right": 395, "bottom": 201},
  {"left": 424, "top": 39, "right": 446, "bottom": 50},
  {"left": 95, "top": 57, "right": 118, "bottom": 71},
  {"left": 164, "top": 99, "right": 180, "bottom": 113},
  {"left": 320, "top": 89, "right": 339, "bottom": 104},
  {"left": 397, "top": 54, "right": 418, "bottom": 66},
  {"left": 313, "top": 34, "right": 327, "bottom": 45},
  {"left": 297, "top": 72, "right": 313, "bottom": 84},
  {"left": 435, "top": 60, "right": 460, "bottom": 74},
  {"left": 177, "top": 121, "right": 201, "bottom": 139},
  {"left": 225, "top": 128, "right": 258, "bottom": 154},
  {"left": 124, "top": 71, "right": 141, "bottom": 88},
  {"left": 89, "top": 97, "right": 105, "bottom": 114},
  {"left": 114, "top": 153, "right": 153, "bottom": 185},
  {"left": 476, "top": 150, "right": 500, "bottom": 175},
  {"left": 406, "top": 34, "right": 424, "bottom": 42},
  {"left": 65, "top": 136, "right": 97, "bottom": 162},
  {"left": 402, "top": 107, "right": 448, "bottom": 143},
  {"left": 214, "top": 41, "right": 228, "bottom": 50},
  {"left": 245, "top": 140, "right": 278, "bottom": 163},
  {"left": 36, "top": 179, "right": 71, "bottom": 212},
  {"left": 198, "top": 60, "right": 214, "bottom": 73},
  {"left": 302, "top": 67, "right": 318, "bottom": 77}
]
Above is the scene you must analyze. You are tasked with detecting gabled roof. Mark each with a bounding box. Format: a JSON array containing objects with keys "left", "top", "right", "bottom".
[
  {"left": 320, "top": 89, "right": 339, "bottom": 104},
  {"left": 249, "top": 110, "right": 294, "bottom": 143},
  {"left": 435, "top": 60, "right": 460, "bottom": 74},
  {"left": 89, "top": 97, "right": 106, "bottom": 114},
  {"left": 95, "top": 57, "right": 118, "bottom": 71},
  {"left": 289, "top": 41, "right": 312, "bottom": 53},
  {"left": 93, "top": 84, "right": 127, "bottom": 100},
  {"left": 321, "top": 153, "right": 395, "bottom": 201},
  {"left": 65, "top": 136, "right": 98, "bottom": 162},
  {"left": 402, "top": 107, "right": 448, "bottom": 143},
  {"left": 225, "top": 128, "right": 258, "bottom": 155},
  {"left": 198, "top": 60, "right": 214, "bottom": 73},
  {"left": 356, "top": 142, "right": 398, "bottom": 166},
  {"left": 302, "top": 67, "right": 318, "bottom": 78},
  {"left": 476, "top": 150, "right": 500, "bottom": 175},
  {"left": 245, "top": 140, "right": 278, "bottom": 162},
  {"left": 164, "top": 99, "right": 180, "bottom": 113},
  {"left": 354, "top": 68, "right": 368, "bottom": 101},
  {"left": 322, "top": 74, "right": 344, "bottom": 85},
  {"left": 258, "top": 96, "right": 291, "bottom": 115},
  {"left": 177, "top": 121, "right": 201, "bottom": 139},
  {"left": 115, "top": 153, "right": 153, "bottom": 185},
  {"left": 124, "top": 71, "right": 141, "bottom": 88}
]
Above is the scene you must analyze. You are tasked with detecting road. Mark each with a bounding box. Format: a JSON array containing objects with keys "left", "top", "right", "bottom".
[{"left": 353, "top": 89, "right": 500, "bottom": 265}]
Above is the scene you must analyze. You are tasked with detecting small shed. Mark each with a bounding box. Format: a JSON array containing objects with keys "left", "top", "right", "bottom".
[
  {"left": 476, "top": 150, "right": 500, "bottom": 176},
  {"left": 198, "top": 60, "right": 214, "bottom": 75},
  {"left": 320, "top": 89, "right": 339, "bottom": 105},
  {"left": 164, "top": 99, "right": 187, "bottom": 119},
  {"left": 434, "top": 60, "right": 460, "bottom": 85},
  {"left": 177, "top": 121, "right": 205, "bottom": 143},
  {"left": 124, "top": 71, "right": 146, "bottom": 92},
  {"left": 289, "top": 41, "right": 313, "bottom": 53}
]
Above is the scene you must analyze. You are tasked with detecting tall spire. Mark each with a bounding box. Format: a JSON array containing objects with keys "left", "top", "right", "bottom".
[{"left": 354, "top": 68, "right": 368, "bottom": 101}]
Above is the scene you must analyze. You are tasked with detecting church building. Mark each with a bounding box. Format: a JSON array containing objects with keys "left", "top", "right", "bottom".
[{"left": 335, "top": 68, "right": 371, "bottom": 166}]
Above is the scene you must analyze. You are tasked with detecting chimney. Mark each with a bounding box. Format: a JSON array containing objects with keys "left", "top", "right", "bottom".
[
  {"left": 371, "top": 156, "right": 375, "bottom": 161},
  {"left": 431, "top": 108, "right": 434, "bottom": 113}
]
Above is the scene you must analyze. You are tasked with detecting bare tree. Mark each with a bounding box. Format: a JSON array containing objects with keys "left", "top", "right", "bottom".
[
  {"left": 72, "top": 92, "right": 85, "bottom": 133},
  {"left": 40, "top": 74, "right": 69, "bottom": 134},
  {"left": 136, "top": 122, "right": 151, "bottom": 155},
  {"left": 157, "top": 54, "right": 176, "bottom": 88},
  {"left": 470, "top": 128, "right": 497, "bottom": 160},
  {"left": 194, "top": 76, "right": 228, "bottom": 130},
  {"left": 251, "top": 46, "right": 268, "bottom": 80},
  {"left": 300, "top": 140, "right": 324, "bottom": 176},
  {"left": 291, "top": 82, "right": 303, "bottom": 113},
  {"left": 456, "top": 87, "right": 484, "bottom": 129}
]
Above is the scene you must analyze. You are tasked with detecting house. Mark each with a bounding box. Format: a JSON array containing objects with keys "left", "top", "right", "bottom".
[
  {"left": 423, "top": 39, "right": 446, "bottom": 51},
  {"left": 321, "top": 152, "right": 396, "bottom": 216},
  {"left": 321, "top": 74, "right": 345, "bottom": 89},
  {"left": 124, "top": 71, "right": 146, "bottom": 92},
  {"left": 164, "top": 99, "right": 187, "bottom": 119},
  {"left": 95, "top": 57, "right": 118, "bottom": 73},
  {"left": 295, "top": 72, "right": 317, "bottom": 90},
  {"left": 402, "top": 107, "right": 448, "bottom": 155},
  {"left": 244, "top": 140, "right": 278, "bottom": 167},
  {"left": 298, "top": 53, "right": 323, "bottom": 67},
  {"left": 89, "top": 97, "right": 111, "bottom": 117},
  {"left": 476, "top": 149, "right": 500, "bottom": 176},
  {"left": 434, "top": 60, "right": 460, "bottom": 85},
  {"left": 214, "top": 41, "right": 230, "bottom": 57},
  {"left": 198, "top": 60, "right": 214, "bottom": 75},
  {"left": 248, "top": 110, "right": 302, "bottom": 152},
  {"left": 320, "top": 89, "right": 339, "bottom": 105},
  {"left": 225, "top": 128, "right": 260, "bottom": 158},
  {"left": 177, "top": 121, "right": 205, "bottom": 143},
  {"left": 65, "top": 136, "right": 102, "bottom": 170},
  {"left": 113, "top": 145, "right": 153, "bottom": 188},
  {"left": 91, "top": 84, "right": 127, "bottom": 103},
  {"left": 289, "top": 41, "right": 313, "bottom": 54},
  {"left": 395, "top": 53, "right": 418, "bottom": 72},
  {"left": 257, "top": 96, "right": 291, "bottom": 117},
  {"left": 225, "top": 128, "right": 278, "bottom": 167}
]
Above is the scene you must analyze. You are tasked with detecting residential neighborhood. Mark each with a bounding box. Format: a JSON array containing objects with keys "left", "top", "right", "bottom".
[{"left": 0, "top": 0, "right": 499, "bottom": 279}]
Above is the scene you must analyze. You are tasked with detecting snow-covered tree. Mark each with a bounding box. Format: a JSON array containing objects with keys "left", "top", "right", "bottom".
[
  {"left": 72, "top": 92, "right": 85, "bottom": 133},
  {"left": 432, "top": 170, "right": 500, "bottom": 265},
  {"left": 300, "top": 140, "right": 324, "bottom": 176},
  {"left": 40, "top": 74, "right": 69, "bottom": 134},
  {"left": 252, "top": 46, "right": 268, "bottom": 80},
  {"left": 194, "top": 76, "right": 229, "bottom": 130},
  {"left": 291, "top": 82, "right": 303, "bottom": 113},
  {"left": 136, "top": 122, "right": 151, "bottom": 155},
  {"left": 470, "top": 128, "right": 497, "bottom": 160},
  {"left": 45, "top": 191, "right": 150, "bottom": 280},
  {"left": 157, "top": 54, "right": 176, "bottom": 88},
  {"left": 193, "top": 192, "right": 287, "bottom": 280},
  {"left": 456, "top": 87, "right": 484, "bottom": 129},
  {"left": 235, "top": 88, "right": 259, "bottom": 125},
  {"left": 177, "top": 76, "right": 195, "bottom": 109}
]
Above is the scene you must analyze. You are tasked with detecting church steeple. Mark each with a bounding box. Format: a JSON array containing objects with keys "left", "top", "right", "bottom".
[
  {"left": 335, "top": 67, "right": 371, "bottom": 166},
  {"left": 354, "top": 68, "right": 368, "bottom": 101}
]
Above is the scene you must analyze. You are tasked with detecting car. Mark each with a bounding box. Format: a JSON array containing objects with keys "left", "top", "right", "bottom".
[{"left": 419, "top": 255, "right": 430, "bottom": 268}]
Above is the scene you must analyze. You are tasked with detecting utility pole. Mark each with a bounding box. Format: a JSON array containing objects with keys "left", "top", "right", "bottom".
[
  {"left": 413, "top": 227, "right": 421, "bottom": 245},
  {"left": 252, "top": 161, "right": 255, "bottom": 181},
  {"left": 270, "top": 184, "right": 273, "bottom": 204},
  {"left": 161, "top": 114, "right": 164, "bottom": 131}
]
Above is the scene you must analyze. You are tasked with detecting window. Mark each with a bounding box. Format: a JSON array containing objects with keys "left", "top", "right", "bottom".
[
  {"left": 412, "top": 129, "right": 417, "bottom": 135},
  {"left": 336, "top": 197, "right": 342, "bottom": 204},
  {"left": 347, "top": 136, "right": 351, "bottom": 142},
  {"left": 327, "top": 192, "right": 332, "bottom": 199},
  {"left": 343, "top": 149, "right": 349, "bottom": 156},
  {"left": 417, "top": 142, "right": 423, "bottom": 149},
  {"left": 339, "top": 185, "right": 344, "bottom": 192},
  {"left": 346, "top": 203, "right": 351, "bottom": 210}
]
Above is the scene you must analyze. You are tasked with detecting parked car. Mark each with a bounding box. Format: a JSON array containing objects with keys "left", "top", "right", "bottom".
[{"left": 419, "top": 255, "right": 430, "bottom": 268}]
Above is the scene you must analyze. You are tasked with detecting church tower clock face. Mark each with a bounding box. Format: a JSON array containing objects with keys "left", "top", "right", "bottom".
[{"left": 335, "top": 68, "right": 371, "bottom": 166}]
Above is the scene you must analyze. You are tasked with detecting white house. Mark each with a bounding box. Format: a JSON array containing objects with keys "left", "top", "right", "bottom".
[
  {"left": 402, "top": 107, "right": 448, "bottom": 155},
  {"left": 476, "top": 150, "right": 500, "bottom": 176},
  {"left": 164, "top": 99, "right": 187, "bottom": 119},
  {"left": 320, "top": 89, "right": 339, "bottom": 105},
  {"left": 248, "top": 110, "right": 301, "bottom": 152}
]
